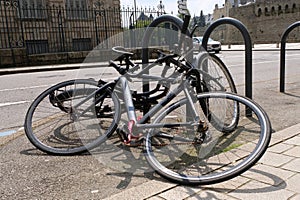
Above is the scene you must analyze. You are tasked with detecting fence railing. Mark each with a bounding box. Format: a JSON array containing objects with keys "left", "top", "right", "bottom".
[{"left": 0, "top": 1, "right": 164, "bottom": 56}]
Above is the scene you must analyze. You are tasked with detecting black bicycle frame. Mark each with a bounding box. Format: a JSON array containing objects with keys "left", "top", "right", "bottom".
[{"left": 70, "top": 81, "right": 116, "bottom": 119}]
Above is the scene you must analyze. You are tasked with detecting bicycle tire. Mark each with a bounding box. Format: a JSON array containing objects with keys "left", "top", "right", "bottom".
[
  {"left": 145, "top": 92, "right": 271, "bottom": 185},
  {"left": 24, "top": 79, "right": 120, "bottom": 155},
  {"left": 195, "top": 53, "right": 239, "bottom": 133}
]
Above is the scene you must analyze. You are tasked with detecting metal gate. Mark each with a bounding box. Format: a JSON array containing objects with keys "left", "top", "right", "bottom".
[
  {"left": 0, "top": 0, "right": 25, "bottom": 66},
  {"left": 0, "top": 1, "right": 164, "bottom": 66}
]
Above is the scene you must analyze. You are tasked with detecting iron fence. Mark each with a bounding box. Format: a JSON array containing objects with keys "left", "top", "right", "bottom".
[{"left": 0, "top": 0, "right": 165, "bottom": 56}]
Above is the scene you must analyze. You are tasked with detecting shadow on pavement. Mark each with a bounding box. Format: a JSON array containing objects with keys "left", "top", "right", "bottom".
[
  {"left": 20, "top": 140, "right": 159, "bottom": 190},
  {"left": 202, "top": 167, "right": 286, "bottom": 193},
  {"left": 283, "top": 92, "right": 300, "bottom": 99}
]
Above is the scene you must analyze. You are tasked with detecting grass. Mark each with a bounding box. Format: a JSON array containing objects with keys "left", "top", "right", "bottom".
[{"left": 222, "top": 143, "right": 243, "bottom": 153}]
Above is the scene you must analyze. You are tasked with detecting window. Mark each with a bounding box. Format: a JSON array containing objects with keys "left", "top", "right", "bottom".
[
  {"left": 285, "top": 5, "right": 290, "bottom": 13},
  {"left": 257, "top": 8, "right": 262, "bottom": 17},
  {"left": 278, "top": 5, "right": 283, "bottom": 15},
  {"left": 19, "top": 0, "right": 46, "bottom": 19},
  {"left": 66, "top": 0, "right": 89, "bottom": 19},
  {"left": 264, "top": 7, "right": 269, "bottom": 16},
  {"left": 26, "top": 40, "right": 49, "bottom": 54},
  {"left": 271, "top": 7, "right": 276, "bottom": 15},
  {"left": 292, "top": 4, "right": 297, "bottom": 13},
  {"left": 72, "top": 38, "right": 92, "bottom": 51}
]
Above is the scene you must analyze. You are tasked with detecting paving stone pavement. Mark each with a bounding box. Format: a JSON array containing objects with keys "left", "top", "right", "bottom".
[{"left": 103, "top": 123, "right": 300, "bottom": 200}]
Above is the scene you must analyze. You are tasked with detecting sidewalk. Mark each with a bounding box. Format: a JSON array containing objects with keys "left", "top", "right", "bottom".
[
  {"left": 1, "top": 123, "right": 299, "bottom": 199},
  {"left": 1, "top": 83, "right": 300, "bottom": 199},
  {"left": 103, "top": 123, "right": 300, "bottom": 200}
]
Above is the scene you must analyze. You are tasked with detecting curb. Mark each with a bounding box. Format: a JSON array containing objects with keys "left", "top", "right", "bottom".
[
  {"left": 0, "top": 60, "right": 150, "bottom": 76},
  {"left": 0, "top": 62, "right": 108, "bottom": 76}
]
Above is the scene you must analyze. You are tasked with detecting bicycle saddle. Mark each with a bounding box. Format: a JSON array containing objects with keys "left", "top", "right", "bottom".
[{"left": 112, "top": 46, "right": 134, "bottom": 62}]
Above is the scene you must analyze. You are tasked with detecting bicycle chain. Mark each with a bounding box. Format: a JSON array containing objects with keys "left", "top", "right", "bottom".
[{"left": 121, "top": 138, "right": 204, "bottom": 147}]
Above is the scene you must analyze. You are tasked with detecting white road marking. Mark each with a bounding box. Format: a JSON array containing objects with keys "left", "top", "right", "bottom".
[
  {"left": 0, "top": 127, "right": 24, "bottom": 137},
  {"left": 0, "top": 101, "right": 30, "bottom": 108},
  {"left": 0, "top": 130, "right": 16, "bottom": 137},
  {"left": 228, "top": 56, "right": 300, "bottom": 67},
  {"left": 0, "top": 84, "right": 50, "bottom": 92}
]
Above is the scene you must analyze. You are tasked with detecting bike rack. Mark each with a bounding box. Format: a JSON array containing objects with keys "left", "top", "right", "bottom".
[
  {"left": 280, "top": 21, "right": 300, "bottom": 93},
  {"left": 202, "top": 17, "right": 253, "bottom": 100}
]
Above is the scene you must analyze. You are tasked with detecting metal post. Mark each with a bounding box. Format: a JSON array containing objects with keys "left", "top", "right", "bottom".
[
  {"left": 103, "top": 10, "right": 109, "bottom": 49},
  {"left": 129, "top": 12, "right": 136, "bottom": 47},
  {"left": 58, "top": 9, "right": 66, "bottom": 52},
  {"left": 94, "top": 11, "right": 100, "bottom": 45},
  {"left": 133, "top": 0, "right": 137, "bottom": 21},
  {"left": 16, "top": 0, "right": 28, "bottom": 65},
  {"left": 202, "top": 17, "right": 252, "bottom": 116},
  {"left": 280, "top": 21, "right": 300, "bottom": 93},
  {"left": 203, "top": 17, "right": 253, "bottom": 99}
]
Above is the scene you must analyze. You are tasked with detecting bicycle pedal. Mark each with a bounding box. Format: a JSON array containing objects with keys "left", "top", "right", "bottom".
[
  {"left": 124, "top": 137, "right": 145, "bottom": 147},
  {"left": 194, "top": 130, "right": 212, "bottom": 144},
  {"left": 203, "top": 131, "right": 212, "bottom": 143},
  {"left": 116, "top": 128, "right": 129, "bottom": 142}
]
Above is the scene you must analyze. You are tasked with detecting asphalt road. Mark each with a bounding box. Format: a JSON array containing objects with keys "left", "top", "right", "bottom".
[{"left": 0, "top": 66, "right": 116, "bottom": 134}]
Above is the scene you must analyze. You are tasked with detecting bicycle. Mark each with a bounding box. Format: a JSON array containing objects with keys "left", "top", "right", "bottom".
[
  {"left": 24, "top": 3, "right": 271, "bottom": 185},
  {"left": 24, "top": 46, "right": 271, "bottom": 185}
]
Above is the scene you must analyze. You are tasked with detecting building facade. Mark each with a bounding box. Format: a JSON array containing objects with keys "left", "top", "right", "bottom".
[
  {"left": 212, "top": 0, "right": 300, "bottom": 44},
  {"left": 0, "top": 0, "right": 122, "bottom": 66}
]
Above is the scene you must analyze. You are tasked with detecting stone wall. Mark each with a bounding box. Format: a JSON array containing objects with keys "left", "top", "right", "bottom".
[
  {"left": 213, "top": 0, "right": 300, "bottom": 44},
  {"left": 0, "top": 48, "right": 92, "bottom": 67},
  {"left": 0, "top": 49, "right": 27, "bottom": 67}
]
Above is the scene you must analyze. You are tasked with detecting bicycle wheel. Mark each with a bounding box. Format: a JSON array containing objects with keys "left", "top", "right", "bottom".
[
  {"left": 195, "top": 52, "right": 239, "bottom": 133},
  {"left": 145, "top": 92, "right": 271, "bottom": 185},
  {"left": 24, "top": 79, "right": 120, "bottom": 155}
]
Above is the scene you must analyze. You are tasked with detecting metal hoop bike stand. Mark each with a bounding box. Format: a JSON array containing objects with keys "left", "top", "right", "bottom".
[
  {"left": 202, "top": 17, "right": 253, "bottom": 100},
  {"left": 280, "top": 21, "right": 300, "bottom": 93}
]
